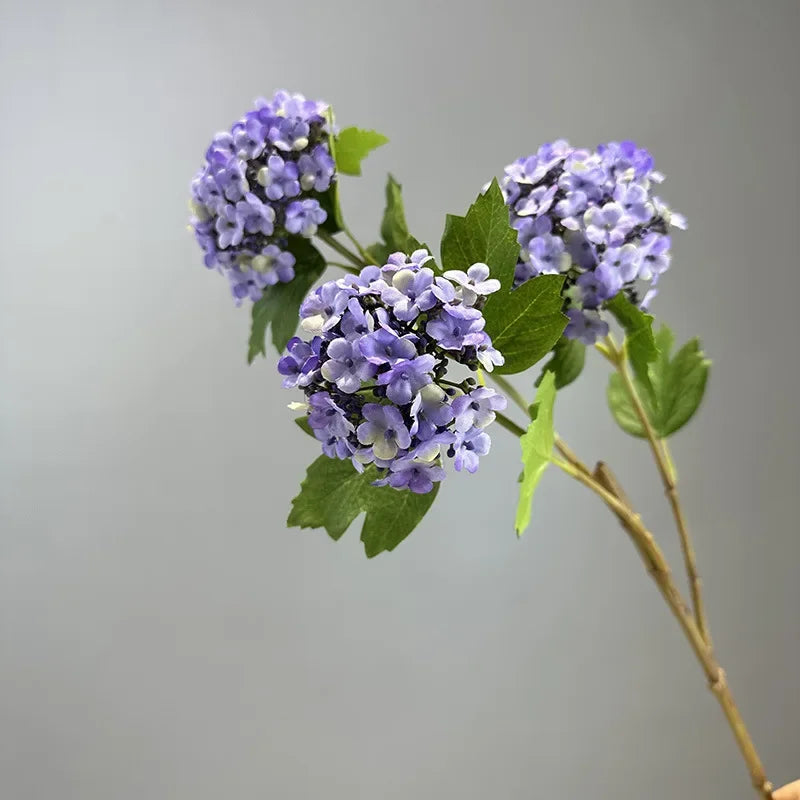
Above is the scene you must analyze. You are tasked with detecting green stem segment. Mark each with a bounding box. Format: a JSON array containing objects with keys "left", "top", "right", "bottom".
[
  {"left": 327, "top": 260, "right": 361, "bottom": 273},
  {"left": 342, "top": 224, "right": 374, "bottom": 264},
  {"left": 487, "top": 372, "right": 530, "bottom": 417},
  {"left": 316, "top": 230, "right": 365, "bottom": 270},
  {"left": 494, "top": 411, "right": 527, "bottom": 439},
  {"left": 599, "top": 336, "right": 711, "bottom": 647}
]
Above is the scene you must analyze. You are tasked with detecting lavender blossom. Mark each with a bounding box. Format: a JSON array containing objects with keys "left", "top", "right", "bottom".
[
  {"left": 426, "top": 306, "right": 485, "bottom": 351},
  {"left": 285, "top": 199, "right": 327, "bottom": 237},
  {"left": 451, "top": 387, "right": 507, "bottom": 433},
  {"left": 308, "top": 392, "right": 354, "bottom": 440},
  {"left": 564, "top": 308, "right": 609, "bottom": 345},
  {"left": 384, "top": 458, "right": 447, "bottom": 494},
  {"left": 259, "top": 155, "right": 301, "bottom": 201},
  {"left": 320, "top": 338, "right": 376, "bottom": 393},
  {"left": 356, "top": 404, "right": 412, "bottom": 461},
  {"left": 298, "top": 145, "right": 336, "bottom": 193},
  {"left": 376, "top": 354, "right": 435, "bottom": 405},
  {"left": 451, "top": 427, "right": 491, "bottom": 473},
  {"left": 300, "top": 282, "right": 350, "bottom": 335},
  {"left": 235, "top": 193, "right": 276, "bottom": 236},
  {"left": 277, "top": 337, "right": 320, "bottom": 388},
  {"left": 442, "top": 263, "right": 501, "bottom": 306},
  {"left": 359, "top": 326, "right": 418, "bottom": 365}
]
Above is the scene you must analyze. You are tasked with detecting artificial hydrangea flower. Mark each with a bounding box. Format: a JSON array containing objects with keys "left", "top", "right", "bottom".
[
  {"left": 280, "top": 251, "right": 508, "bottom": 494},
  {"left": 189, "top": 90, "right": 336, "bottom": 304},
  {"left": 500, "top": 140, "right": 686, "bottom": 343}
]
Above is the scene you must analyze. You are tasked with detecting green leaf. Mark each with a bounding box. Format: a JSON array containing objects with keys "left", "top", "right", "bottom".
[
  {"left": 380, "top": 174, "right": 411, "bottom": 251},
  {"left": 535, "top": 336, "right": 586, "bottom": 390},
  {"left": 287, "top": 457, "right": 371, "bottom": 541},
  {"left": 607, "top": 374, "right": 646, "bottom": 437},
  {"left": 334, "top": 127, "right": 388, "bottom": 176},
  {"left": 658, "top": 338, "right": 710, "bottom": 434},
  {"left": 366, "top": 241, "right": 392, "bottom": 265},
  {"left": 368, "top": 177, "right": 432, "bottom": 266},
  {"left": 316, "top": 185, "right": 343, "bottom": 234},
  {"left": 605, "top": 294, "right": 657, "bottom": 391},
  {"left": 607, "top": 325, "right": 711, "bottom": 438},
  {"left": 440, "top": 180, "right": 519, "bottom": 290},
  {"left": 247, "top": 238, "right": 326, "bottom": 361},
  {"left": 485, "top": 274, "right": 568, "bottom": 375},
  {"left": 439, "top": 181, "right": 566, "bottom": 373},
  {"left": 294, "top": 416, "right": 314, "bottom": 437},
  {"left": 515, "top": 371, "right": 556, "bottom": 537},
  {"left": 360, "top": 482, "right": 439, "bottom": 558},
  {"left": 287, "top": 456, "right": 439, "bottom": 557}
]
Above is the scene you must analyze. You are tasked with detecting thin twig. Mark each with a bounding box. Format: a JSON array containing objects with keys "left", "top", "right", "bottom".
[
  {"left": 316, "top": 230, "right": 365, "bottom": 269},
  {"left": 327, "top": 260, "right": 361, "bottom": 274},
  {"left": 552, "top": 454, "right": 773, "bottom": 800},
  {"left": 494, "top": 411, "right": 527, "bottom": 438},
  {"left": 487, "top": 372, "right": 529, "bottom": 417},
  {"left": 342, "top": 223, "right": 374, "bottom": 264},
  {"left": 602, "top": 336, "right": 711, "bottom": 646},
  {"left": 554, "top": 436, "right": 592, "bottom": 477}
]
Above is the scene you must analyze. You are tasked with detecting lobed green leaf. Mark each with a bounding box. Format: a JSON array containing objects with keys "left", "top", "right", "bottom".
[
  {"left": 515, "top": 371, "right": 556, "bottom": 537},
  {"left": 440, "top": 181, "right": 566, "bottom": 374},
  {"left": 607, "top": 324, "right": 710, "bottom": 438},
  {"left": 486, "top": 275, "right": 568, "bottom": 375},
  {"left": 604, "top": 294, "right": 657, "bottom": 393},
  {"left": 294, "top": 416, "right": 314, "bottom": 437},
  {"left": 334, "top": 127, "right": 388, "bottom": 176},
  {"left": 440, "top": 180, "right": 519, "bottom": 289},
  {"left": 287, "top": 456, "right": 439, "bottom": 557},
  {"left": 379, "top": 174, "right": 411, "bottom": 252}
]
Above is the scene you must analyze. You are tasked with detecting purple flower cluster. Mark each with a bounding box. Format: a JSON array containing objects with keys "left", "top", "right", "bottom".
[
  {"left": 189, "top": 91, "right": 335, "bottom": 304},
  {"left": 279, "top": 252, "right": 506, "bottom": 494},
  {"left": 500, "top": 141, "right": 686, "bottom": 343}
]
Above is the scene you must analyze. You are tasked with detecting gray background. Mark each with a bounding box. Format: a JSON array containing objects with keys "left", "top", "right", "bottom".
[{"left": 1, "top": 0, "right": 798, "bottom": 797}]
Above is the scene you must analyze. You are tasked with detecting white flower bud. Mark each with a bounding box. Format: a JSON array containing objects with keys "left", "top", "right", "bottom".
[
  {"left": 189, "top": 199, "right": 210, "bottom": 222},
  {"left": 251, "top": 255, "right": 273, "bottom": 273},
  {"left": 300, "top": 314, "right": 326, "bottom": 336},
  {"left": 391, "top": 268, "right": 416, "bottom": 293}
]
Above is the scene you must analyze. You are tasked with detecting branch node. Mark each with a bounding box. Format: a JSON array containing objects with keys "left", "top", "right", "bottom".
[{"left": 709, "top": 668, "right": 726, "bottom": 694}]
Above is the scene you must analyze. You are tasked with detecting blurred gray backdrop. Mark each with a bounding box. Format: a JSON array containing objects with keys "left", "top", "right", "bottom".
[{"left": 1, "top": 0, "right": 798, "bottom": 798}]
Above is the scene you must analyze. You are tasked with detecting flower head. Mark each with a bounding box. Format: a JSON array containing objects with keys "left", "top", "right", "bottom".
[
  {"left": 190, "top": 90, "right": 335, "bottom": 304},
  {"left": 500, "top": 140, "right": 684, "bottom": 342},
  {"left": 281, "top": 251, "right": 506, "bottom": 493}
]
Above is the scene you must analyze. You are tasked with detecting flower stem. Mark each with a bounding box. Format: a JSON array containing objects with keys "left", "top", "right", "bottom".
[
  {"left": 554, "top": 436, "right": 592, "bottom": 477},
  {"left": 342, "top": 223, "right": 374, "bottom": 264},
  {"left": 327, "top": 260, "right": 361, "bottom": 274},
  {"left": 494, "top": 411, "right": 527, "bottom": 438},
  {"left": 316, "top": 230, "right": 365, "bottom": 269},
  {"left": 551, "top": 453, "right": 774, "bottom": 800},
  {"left": 603, "top": 335, "right": 711, "bottom": 646},
  {"left": 487, "top": 372, "right": 530, "bottom": 417}
]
